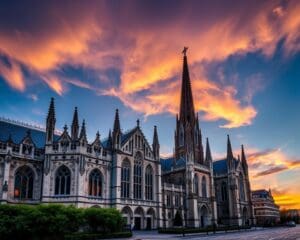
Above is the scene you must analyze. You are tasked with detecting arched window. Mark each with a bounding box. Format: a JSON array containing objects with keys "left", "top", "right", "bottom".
[
  {"left": 14, "top": 166, "right": 34, "bottom": 199},
  {"left": 179, "top": 124, "right": 184, "bottom": 147},
  {"left": 221, "top": 181, "right": 227, "bottom": 201},
  {"left": 55, "top": 165, "right": 71, "bottom": 195},
  {"left": 145, "top": 165, "right": 153, "bottom": 200},
  {"left": 134, "top": 153, "right": 142, "bottom": 199},
  {"left": 239, "top": 173, "right": 245, "bottom": 201},
  {"left": 202, "top": 176, "right": 207, "bottom": 198},
  {"left": 89, "top": 169, "right": 102, "bottom": 197},
  {"left": 121, "top": 160, "right": 130, "bottom": 198},
  {"left": 194, "top": 174, "right": 199, "bottom": 195}
]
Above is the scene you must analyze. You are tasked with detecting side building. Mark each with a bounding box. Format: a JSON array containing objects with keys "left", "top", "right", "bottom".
[{"left": 251, "top": 189, "right": 280, "bottom": 225}]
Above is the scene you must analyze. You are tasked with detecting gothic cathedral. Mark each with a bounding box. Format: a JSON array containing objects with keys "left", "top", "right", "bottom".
[{"left": 0, "top": 50, "right": 255, "bottom": 229}]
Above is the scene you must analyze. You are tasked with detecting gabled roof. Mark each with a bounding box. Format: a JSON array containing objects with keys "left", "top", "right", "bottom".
[
  {"left": 121, "top": 127, "right": 137, "bottom": 145},
  {"left": 0, "top": 119, "right": 59, "bottom": 148}
]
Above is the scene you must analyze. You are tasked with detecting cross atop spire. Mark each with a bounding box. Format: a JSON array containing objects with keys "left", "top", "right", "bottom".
[
  {"left": 182, "top": 46, "right": 188, "bottom": 56},
  {"left": 179, "top": 47, "right": 195, "bottom": 124}
]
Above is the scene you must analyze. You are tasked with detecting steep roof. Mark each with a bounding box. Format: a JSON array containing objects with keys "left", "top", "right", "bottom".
[{"left": 0, "top": 119, "right": 59, "bottom": 148}]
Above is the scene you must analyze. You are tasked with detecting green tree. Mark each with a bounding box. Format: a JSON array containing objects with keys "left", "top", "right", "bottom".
[{"left": 173, "top": 210, "right": 183, "bottom": 226}]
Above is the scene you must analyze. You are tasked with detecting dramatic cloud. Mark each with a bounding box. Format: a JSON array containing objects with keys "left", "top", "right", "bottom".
[{"left": 1, "top": 0, "right": 300, "bottom": 128}]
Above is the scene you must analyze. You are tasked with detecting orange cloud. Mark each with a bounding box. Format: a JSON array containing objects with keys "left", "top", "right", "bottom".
[
  {"left": 245, "top": 147, "right": 300, "bottom": 209},
  {"left": 1, "top": 1, "right": 300, "bottom": 128},
  {"left": 0, "top": 60, "right": 25, "bottom": 91}
]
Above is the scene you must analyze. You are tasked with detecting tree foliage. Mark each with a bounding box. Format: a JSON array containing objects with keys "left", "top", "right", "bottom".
[{"left": 0, "top": 204, "right": 125, "bottom": 240}]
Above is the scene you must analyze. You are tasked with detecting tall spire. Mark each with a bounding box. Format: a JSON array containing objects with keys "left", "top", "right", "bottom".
[
  {"left": 152, "top": 125, "right": 160, "bottom": 160},
  {"left": 113, "top": 109, "right": 121, "bottom": 133},
  {"left": 71, "top": 107, "right": 79, "bottom": 140},
  {"left": 179, "top": 47, "right": 195, "bottom": 124},
  {"left": 79, "top": 119, "right": 87, "bottom": 142},
  {"left": 46, "top": 97, "right": 56, "bottom": 143},
  {"left": 205, "top": 138, "right": 212, "bottom": 164}
]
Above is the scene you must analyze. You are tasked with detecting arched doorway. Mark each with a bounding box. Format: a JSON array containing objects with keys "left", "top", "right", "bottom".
[
  {"left": 121, "top": 206, "right": 133, "bottom": 227},
  {"left": 146, "top": 208, "right": 155, "bottom": 230},
  {"left": 242, "top": 207, "right": 248, "bottom": 226},
  {"left": 134, "top": 207, "right": 144, "bottom": 230},
  {"left": 200, "top": 205, "right": 208, "bottom": 228}
]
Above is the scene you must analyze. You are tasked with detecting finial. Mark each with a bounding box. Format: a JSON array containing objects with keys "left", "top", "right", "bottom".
[
  {"left": 182, "top": 46, "right": 188, "bottom": 56},
  {"left": 64, "top": 124, "right": 68, "bottom": 131},
  {"left": 137, "top": 119, "right": 140, "bottom": 127}
]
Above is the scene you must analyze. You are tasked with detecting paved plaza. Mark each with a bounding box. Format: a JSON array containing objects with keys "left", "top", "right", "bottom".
[{"left": 125, "top": 225, "right": 300, "bottom": 240}]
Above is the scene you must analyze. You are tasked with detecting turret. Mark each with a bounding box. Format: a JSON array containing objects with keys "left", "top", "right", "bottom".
[
  {"left": 46, "top": 97, "right": 56, "bottom": 144},
  {"left": 152, "top": 125, "right": 160, "bottom": 160},
  {"left": 71, "top": 107, "right": 79, "bottom": 140},
  {"left": 241, "top": 144, "right": 249, "bottom": 176},
  {"left": 112, "top": 109, "right": 121, "bottom": 150},
  {"left": 205, "top": 138, "right": 212, "bottom": 167}
]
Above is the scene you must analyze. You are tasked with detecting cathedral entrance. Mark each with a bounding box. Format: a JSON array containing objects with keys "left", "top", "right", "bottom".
[
  {"left": 134, "top": 207, "right": 144, "bottom": 230},
  {"left": 146, "top": 208, "right": 155, "bottom": 230},
  {"left": 134, "top": 217, "right": 141, "bottom": 230},
  {"left": 200, "top": 206, "right": 208, "bottom": 228}
]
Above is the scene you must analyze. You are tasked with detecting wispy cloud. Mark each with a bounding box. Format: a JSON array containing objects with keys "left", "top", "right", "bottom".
[{"left": 1, "top": 1, "right": 300, "bottom": 128}]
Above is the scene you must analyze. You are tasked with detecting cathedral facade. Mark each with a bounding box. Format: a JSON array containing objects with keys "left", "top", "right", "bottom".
[{"left": 0, "top": 50, "right": 254, "bottom": 229}]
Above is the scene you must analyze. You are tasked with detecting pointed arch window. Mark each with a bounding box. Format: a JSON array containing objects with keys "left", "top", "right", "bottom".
[
  {"left": 89, "top": 169, "right": 102, "bottom": 197},
  {"left": 202, "top": 176, "right": 207, "bottom": 198},
  {"left": 194, "top": 174, "right": 199, "bottom": 195},
  {"left": 121, "top": 160, "right": 130, "bottom": 198},
  {"left": 239, "top": 173, "right": 245, "bottom": 201},
  {"left": 134, "top": 153, "right": 142, "bottom": 199},
  {"left": 145, "top": 165, "right": 153, "bottom": 200},
  {"left": 221, "top": 181, "right": 227, "bottom": 201},
  {"left": 14, "top": 166, "right": 34, "bottom": 199},
  {"left": 55, "top": 165, "right": 71, "bottom": 195}
]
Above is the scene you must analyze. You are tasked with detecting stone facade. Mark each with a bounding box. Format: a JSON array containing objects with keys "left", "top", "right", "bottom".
[{"left": 0, "top": 50, "right": 255, "bottom": 230}]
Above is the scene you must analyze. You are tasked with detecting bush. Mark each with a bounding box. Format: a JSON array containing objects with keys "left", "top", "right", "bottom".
[{"left": 0, "top": 204, "right": 124, "bottom": 240}]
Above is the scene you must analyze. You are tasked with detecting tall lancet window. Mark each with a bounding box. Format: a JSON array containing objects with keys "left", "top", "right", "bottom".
[
  {"left": 194, "top": 174, "right": 199, "bottom": 195},
  {"left": 121, "top": 159, "right": 130, "bottom": 198},
  {"left": 14, "top": 166, "right": 34, "bottom": 199},
  {"left": 89, "top": 169, "right": 102, "bottom": 197},
  {"left": 145, "top": 165, "right": 153, "bottom": 200},
  {"left": 202, "top": 176, "right": 207, "bottom": 198},
  {"left": 179, "top": 124, "right": 184, "bottom": 146},
  {"left": 55, "top": 165, "right": 71, "bottom": 195},
  {"left": 133, "top": 152, "right": 142, "bottom": 199},
  {"left": 239, "top": 173, "right": 245, "bottom": 201}
]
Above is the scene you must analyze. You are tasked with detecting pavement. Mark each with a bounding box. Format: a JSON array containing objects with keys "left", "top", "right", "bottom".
[{"left": 120, "top": 225, "right": 300, "bottom": 240}]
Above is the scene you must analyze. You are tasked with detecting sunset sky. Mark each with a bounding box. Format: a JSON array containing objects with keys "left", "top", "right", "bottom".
[{"left": 0, "top": 0, "right": 299, "bottom": 209}]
